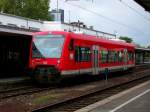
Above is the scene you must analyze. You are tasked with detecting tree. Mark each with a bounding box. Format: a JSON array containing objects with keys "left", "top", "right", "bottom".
[
  {"left": 0, "top": 0, "right": 51, "bottom": 20},
  {"left": 119, "top": 36, "right": 133, "bottom": 43},
  {"left": 147, "top": 45, "right": 150, "bottom": 49}
]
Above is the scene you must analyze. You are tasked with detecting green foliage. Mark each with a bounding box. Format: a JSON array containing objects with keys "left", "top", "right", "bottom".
[
  {"left": 119, "top": 36, "right": 133, "bottom": 43},
  {"left": 0, "top": 0, "right": 51, "bottom": 20},
  {"left": 147, "top": 45, "right": 150, "bottom": 49}
]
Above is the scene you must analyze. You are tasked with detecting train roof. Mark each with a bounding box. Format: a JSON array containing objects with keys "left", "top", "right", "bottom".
[
  {"left": 33, "top": 31, "right": 135, "bottom": 48},
  {"left": 135, "top": 47, "right": 150, "bottom": 52}
]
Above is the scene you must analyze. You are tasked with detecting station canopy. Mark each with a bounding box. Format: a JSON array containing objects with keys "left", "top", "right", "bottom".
[{"left": 135, "top": 0, "right": 150, "bottom": 12}]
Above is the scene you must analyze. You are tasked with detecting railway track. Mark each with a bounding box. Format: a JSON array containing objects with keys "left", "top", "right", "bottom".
[
  {"left": 43, "top": 77, "right": 150, "bottom": 112},
  {"left": 0, "top": 64, "right": 150, "bottom": 112},
  {"left": 32, "top": 69, "right": 150, "bottom": 112},
  {"left": 135, "top": 64, "right": 150, "bottom": 70},
  {"left": 0, "top": 85, "right": 56, "bottom": 99}
]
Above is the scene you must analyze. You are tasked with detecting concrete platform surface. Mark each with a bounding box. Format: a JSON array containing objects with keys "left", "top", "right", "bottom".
[{"left": 75, "top": 80, "right": 150, "bottom": 112}]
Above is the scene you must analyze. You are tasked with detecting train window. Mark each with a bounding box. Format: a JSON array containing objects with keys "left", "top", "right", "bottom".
[
  {"left": 108, "top": 51, "right": 114, "bottom": 63},
  {"left": 112, "top": 51, "right": 116, "bottom": 63},
  {"left": 107, "top": 50, "right": 120, "bottom": 63},
  {"left": 128, "top": 51, "right": 134, "bottom": 61},
  {"left": 114, "top": 51, "right": 118, "bottom": 62},
  {"left": 118, "top": 51, "right": 123, "bottom": 62},
  {"left": 81, "top": 47, "right": 91, "bottom": 61},
  {"left": 75, "top": 46, "right": 91, "bottom": 62},
  {"left": 75, "top": 46, "right": 80, "bottom": 62},
  {"left": 101, "top": 50, "right": 108, "bottom": 63},
  {"left": 115, "top": 51, "right": 120, "bottom": 62},
  {"left": 33, "top": 35, "right": 64, "bottom": 58},
  {"left": 101, "top": 50, "right": 123, "bottom": 63},
  {"left": 69, "top": 39, "right": 74, "bottom": 51},
  {"left": 113, "top": 51, "right": 118, "bottom": 62},
  {"left": 108, "top": 51, "right": 111, "bottom": 63}
]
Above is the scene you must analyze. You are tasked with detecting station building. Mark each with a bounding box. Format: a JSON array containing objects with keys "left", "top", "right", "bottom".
[{"left": 135, "top": 48, "right": 150, "bottom": 64}]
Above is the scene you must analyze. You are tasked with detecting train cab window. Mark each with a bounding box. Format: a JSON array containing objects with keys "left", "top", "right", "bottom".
[
  {"left": 75, "top": 46, "right": 91, "bottom": 62},
  {"left": 69, "top": 39, "right": 74, "bottom": 51},
  {"left": 32, "top": 34, "right": 64, "bottom": 58}
]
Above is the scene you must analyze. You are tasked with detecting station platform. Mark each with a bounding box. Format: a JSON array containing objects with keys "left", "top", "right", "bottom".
[
  {"left": 0, "top": 76, "right": 30, "bottom": 85},
  {"left": 75, "top": 80, "right": 150, "bottom": 112}
]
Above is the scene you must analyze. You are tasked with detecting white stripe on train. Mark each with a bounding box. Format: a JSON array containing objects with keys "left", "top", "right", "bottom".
[{"left": 61, "top": 64, "right": 135, "bottom": 75}]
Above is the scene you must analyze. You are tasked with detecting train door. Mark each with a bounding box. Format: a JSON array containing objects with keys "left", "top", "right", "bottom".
[{"left": 92, "top": 45, "right": 99, "bottom": 75}]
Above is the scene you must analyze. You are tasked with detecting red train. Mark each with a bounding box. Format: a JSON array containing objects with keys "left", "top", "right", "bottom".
[{"left": 29, "top": 31, "right": 135, "bottom": 83}]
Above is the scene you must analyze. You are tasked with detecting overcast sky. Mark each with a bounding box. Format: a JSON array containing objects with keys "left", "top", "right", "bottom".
[{"left": 50, "top": 0, "right": 150, "bottom": 46}]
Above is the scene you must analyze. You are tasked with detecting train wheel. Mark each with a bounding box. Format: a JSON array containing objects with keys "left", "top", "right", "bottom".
[
  {"left": 34, "top": 73, "right": 61, "bottom": 84},
  {"left": 33, "top": 67, "right": 61, "bottom": 84}
]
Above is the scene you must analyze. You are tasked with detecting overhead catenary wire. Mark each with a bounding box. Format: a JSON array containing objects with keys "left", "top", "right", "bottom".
[
  {"left": 118, "top": 0, "right": 150, "bottom": 21},
  {"left": 64, "top": 1, "right": 145, "bottom": 34},
  {"left": 84, "top": 0, "right": 150, "bottom": 21}
]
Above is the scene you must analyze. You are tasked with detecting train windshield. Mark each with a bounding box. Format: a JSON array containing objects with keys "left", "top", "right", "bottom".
[{"left": 32, "top": 34, "right": 64, "bottom": 58}]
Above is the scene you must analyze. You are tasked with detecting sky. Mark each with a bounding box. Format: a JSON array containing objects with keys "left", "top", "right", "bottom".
[{"left": 50, "top": 0, "right": 150, "bottom": 46}]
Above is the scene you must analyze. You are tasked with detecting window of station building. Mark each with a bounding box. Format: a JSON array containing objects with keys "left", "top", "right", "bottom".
[{"left": 75, "top": 46, "right": 91, "bottom": 62}]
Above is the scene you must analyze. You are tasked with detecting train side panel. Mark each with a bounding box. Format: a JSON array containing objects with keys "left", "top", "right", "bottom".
[{"left": 59, "top": 33, "right": 135, "bottom": 76}]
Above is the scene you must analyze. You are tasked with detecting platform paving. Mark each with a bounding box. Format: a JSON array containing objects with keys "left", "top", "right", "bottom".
[{"left": 76, "top": 80, "right": 150, "bottom": 112}]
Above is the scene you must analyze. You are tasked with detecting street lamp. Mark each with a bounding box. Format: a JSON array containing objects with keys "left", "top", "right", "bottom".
[
  {"left": 57, "top": 0, "right": 59, "bottom": 21},
  {"left": 114, "top": 30, "right": 117, "bottom": 38}
]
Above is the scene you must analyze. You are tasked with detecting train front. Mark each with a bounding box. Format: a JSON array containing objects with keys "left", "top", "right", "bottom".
[{"left": 30, "top": 32, "right": 65, "bottom": 84}]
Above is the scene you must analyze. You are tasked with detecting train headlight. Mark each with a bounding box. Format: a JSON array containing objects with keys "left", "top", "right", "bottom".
[
  {"left": 70, "top": 53, "right": 74, "bottom": 60},
  {"left": 43, "top": 61, "right": 48, "bottom": 65},
  {"left": 57, "top": 60, "right": 60, "bottom": 64}
]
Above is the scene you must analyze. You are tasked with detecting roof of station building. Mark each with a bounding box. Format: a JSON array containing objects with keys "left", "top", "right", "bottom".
[{"left": 135, "top": 0, "right": 150, "bottom": 12}]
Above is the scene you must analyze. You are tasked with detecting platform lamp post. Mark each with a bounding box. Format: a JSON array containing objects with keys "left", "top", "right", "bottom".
[
  {"left": 104, "top": 68, "right": 109, "bottom": 84},
  {"left": 56, "top": 0, "right": 59, "bottom": 21},
  {"left": 114, "top": 30, "right": 117, "bottom": 39}
]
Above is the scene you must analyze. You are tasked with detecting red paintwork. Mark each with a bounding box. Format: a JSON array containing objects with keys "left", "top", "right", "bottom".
[
  {"left": 31, "top": 58, "right": 59, "bottom": 69},
  {"left": 30, "top": 31, "right": 135, "bottom": 74}
]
